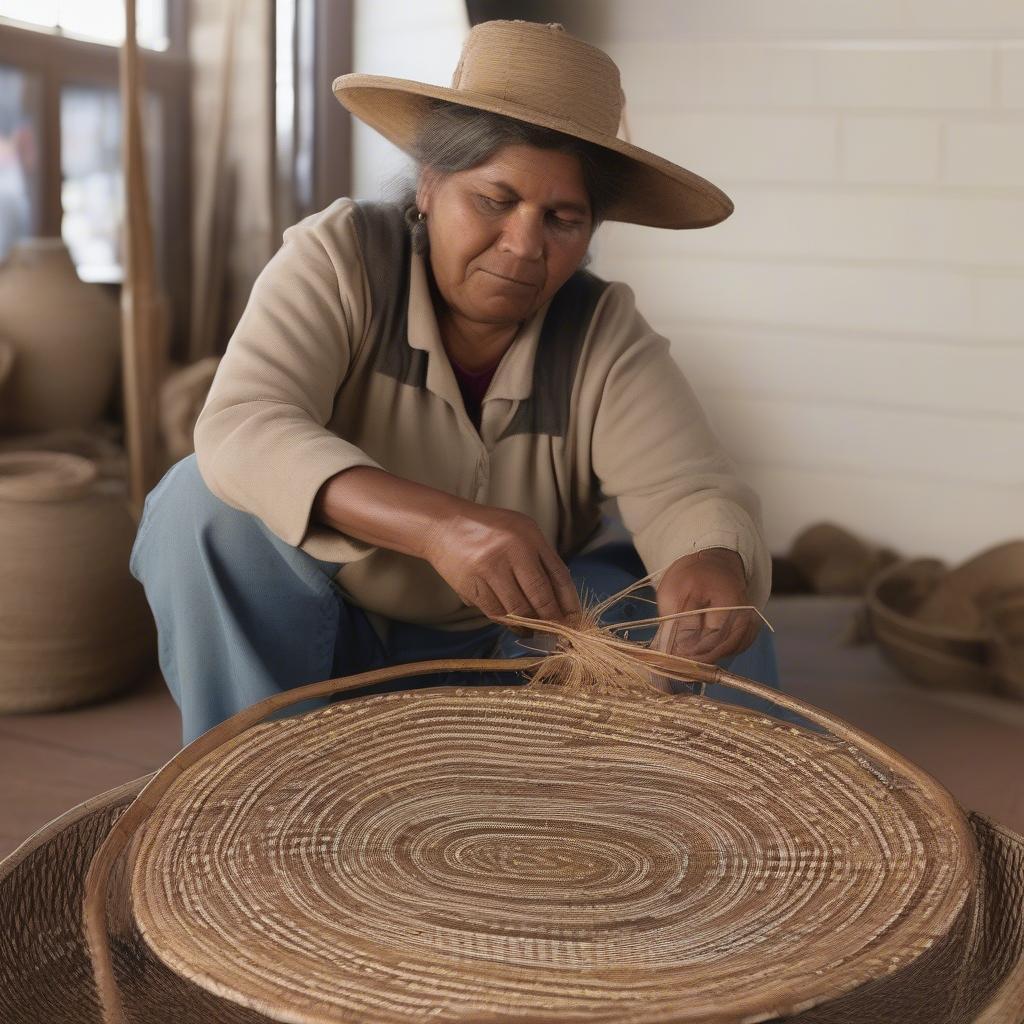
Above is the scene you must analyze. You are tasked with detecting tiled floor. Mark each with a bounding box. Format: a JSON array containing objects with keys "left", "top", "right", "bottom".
[{"left": 1, "top": 594, "right": 1022, "bottom": 860}]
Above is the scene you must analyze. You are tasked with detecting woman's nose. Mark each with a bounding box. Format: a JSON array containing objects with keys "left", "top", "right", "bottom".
[{"left": 500, "top": 209, "right": 544, "bottom": 261}]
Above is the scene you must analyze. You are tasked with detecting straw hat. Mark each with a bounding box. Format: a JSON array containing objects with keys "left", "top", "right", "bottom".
[{"left": 332, "top": 19, "right": 733, "bottom": 230}]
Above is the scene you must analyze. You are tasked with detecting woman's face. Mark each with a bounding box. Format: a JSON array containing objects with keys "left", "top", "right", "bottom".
[{"left": 417, "top": 143, "right": 594, "bottom": 329}]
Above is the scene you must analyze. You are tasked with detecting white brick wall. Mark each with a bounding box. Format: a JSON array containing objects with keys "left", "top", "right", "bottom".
[
  {"left": 588, "top": 2, "right": 1024, "bottom": 562},
  {"left": 1001, "top": 44, "right": 1024, "bottom": 106},
  {"left": 349, "top": 1, "right": 1023, "bottom": 564},
  {"left": 350, "top": 0, "right": 467, "bottom": 200}
]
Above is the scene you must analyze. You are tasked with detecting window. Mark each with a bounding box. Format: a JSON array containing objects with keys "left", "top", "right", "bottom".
[
  {"left": 0, "top": 1, "right": 189, "bottom": 351},
  {"left": 0, "top": 64, "right": 40, "bottom": 258},
  {"left": 0, "top": 1, "right": 169, "bottom": 50}
]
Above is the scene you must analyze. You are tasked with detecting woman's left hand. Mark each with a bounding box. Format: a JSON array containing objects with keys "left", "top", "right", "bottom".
[{"left": 650, "top": 547, "right": 760, "bottom": 665}]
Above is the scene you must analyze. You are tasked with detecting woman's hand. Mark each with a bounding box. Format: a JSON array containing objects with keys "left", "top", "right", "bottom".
[
  {"left": 423, "top": 505, "right": 581, "bottom": 627},
  {"left": 651, "top": 547, "right": 759, "bottom": 664}
]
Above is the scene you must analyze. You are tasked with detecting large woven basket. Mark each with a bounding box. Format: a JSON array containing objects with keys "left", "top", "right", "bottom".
[
  {"left": 4, "top": 778, "right": 1022, "bottom": 1024},
  {"left": 4, "top": 657, "right": 1023, "bottom": 1022},
  {"left": 0, "top": 774, "right": 276, "bottom": 1023}
]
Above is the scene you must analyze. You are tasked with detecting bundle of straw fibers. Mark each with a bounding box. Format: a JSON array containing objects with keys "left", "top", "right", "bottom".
[{"left": 71, "top": 632, "right": 1023, "bottom": 1024}]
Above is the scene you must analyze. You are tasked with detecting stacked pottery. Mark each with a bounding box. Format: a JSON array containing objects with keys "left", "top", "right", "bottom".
[
  {"left": 0, "top": 452, "right": 154, "bottom": 712},
  {"left": 0, "top": 238, "right": 119, "bottom": 434}
]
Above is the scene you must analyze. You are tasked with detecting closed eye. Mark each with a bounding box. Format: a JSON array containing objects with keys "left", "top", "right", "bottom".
[
  {"left": 549, "top": 212, "right": 584, "bottom": 230},
  {"left": 477, "top": 194, "right": 512, "bottom": 212}
]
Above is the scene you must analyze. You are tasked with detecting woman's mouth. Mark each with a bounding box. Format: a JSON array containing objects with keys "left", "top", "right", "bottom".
[{"left": 480, "top": 268, "right": 538, "bottom": 288}]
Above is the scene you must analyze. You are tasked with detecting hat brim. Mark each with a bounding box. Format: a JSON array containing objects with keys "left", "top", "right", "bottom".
[{"left": 332, "top": 73, "right": 734, "bottom": 230}]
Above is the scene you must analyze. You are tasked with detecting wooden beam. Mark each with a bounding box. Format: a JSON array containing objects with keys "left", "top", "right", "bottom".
[{"left": 119, "top": 0, "right": 163, "bottom": 519}]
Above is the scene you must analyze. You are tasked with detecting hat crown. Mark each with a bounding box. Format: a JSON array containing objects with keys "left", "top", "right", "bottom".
[{"left": 450, "top": 20, "right": 623, "bottom": 138}]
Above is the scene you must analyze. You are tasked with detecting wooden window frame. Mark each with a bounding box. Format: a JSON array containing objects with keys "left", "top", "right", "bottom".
[
  {"left": 0, "top": 3, "right": 191, "bottom": 356},
  {"left": 271, "top": 0, "right": 353, "bottom": 240}
]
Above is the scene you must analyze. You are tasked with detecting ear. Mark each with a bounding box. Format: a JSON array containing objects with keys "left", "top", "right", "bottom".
[{"left": 416, "top": 167, "right": 439, "bottom": 215}]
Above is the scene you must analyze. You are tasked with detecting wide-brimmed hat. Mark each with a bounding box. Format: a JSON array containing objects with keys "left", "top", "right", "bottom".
[{"left": 332, "top": 19, "right": 733, "bottom": 230}]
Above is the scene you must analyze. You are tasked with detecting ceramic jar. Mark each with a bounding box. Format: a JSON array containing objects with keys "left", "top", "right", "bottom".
[
  {"left": 0, "top": 425, "right": 128, "bottom": 482},
  {"left": 0, "top": 238, "right": 120, "bottom": 434},
  {"left": 0, "top": 451, "right": 154, "bottom": 712}
]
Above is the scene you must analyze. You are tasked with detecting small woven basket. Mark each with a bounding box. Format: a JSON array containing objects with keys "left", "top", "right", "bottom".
[
  {"left": 866, "top": 559, "right": 995, "bottom": 693},
  {"left": 986, "top": 595, "right": 1024, "bottom": 701}
]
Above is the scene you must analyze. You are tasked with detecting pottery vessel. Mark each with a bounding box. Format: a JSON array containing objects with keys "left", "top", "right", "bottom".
[
  {"left": 0, "top": 451, "right": 154, "bottom": 712},
  {"left": 0, "top": 238, "right": 119, "bottom": 433},
  {"left": 0, "top": 425, "right": 128, "bottom": 482}
]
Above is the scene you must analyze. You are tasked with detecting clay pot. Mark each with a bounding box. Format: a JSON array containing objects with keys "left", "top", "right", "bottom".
[
  {"left": 0, "top": 238, "right": 119, "bottom": 434},
  {"left": 0, "top": 425, "right": 128, "bottom": 482},
  {"left": 0, "top": 452, "right": 154, "bottom": 712}
]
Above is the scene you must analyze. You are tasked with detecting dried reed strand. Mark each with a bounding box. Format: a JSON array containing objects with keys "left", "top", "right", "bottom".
[{"left": 499, "top": 566, "right": 774, "bottom": 698}]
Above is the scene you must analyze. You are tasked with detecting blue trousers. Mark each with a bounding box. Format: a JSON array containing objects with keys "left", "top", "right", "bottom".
[{"left": 130, "top": 456, "right": 784, "bottom": 745}]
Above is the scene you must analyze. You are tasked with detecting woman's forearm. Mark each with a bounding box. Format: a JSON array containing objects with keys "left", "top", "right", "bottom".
[
  {"left": 312, "top": 467, "right": 583, "bottom": 625},
  {"left": 311, "top": 466, "right": 465, "bottom": 560}
]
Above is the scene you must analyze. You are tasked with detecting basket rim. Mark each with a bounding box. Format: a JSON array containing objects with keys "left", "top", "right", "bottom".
[{"left": 0, "top": 772, "right": 153, "bottom": 879}]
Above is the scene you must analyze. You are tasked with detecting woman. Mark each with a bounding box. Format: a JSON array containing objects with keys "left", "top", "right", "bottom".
[{"left": 131, "top": 20, "right": 779, "bottom": 744}]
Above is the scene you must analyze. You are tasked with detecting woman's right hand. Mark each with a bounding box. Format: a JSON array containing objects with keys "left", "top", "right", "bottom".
[{"left": 423, "top": 505, "right": 581, "bottom": 627}]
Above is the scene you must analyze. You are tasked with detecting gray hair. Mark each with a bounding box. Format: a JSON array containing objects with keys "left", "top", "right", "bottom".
[{"left": 393, "top": 100, "right": 629, "bottom": 262}]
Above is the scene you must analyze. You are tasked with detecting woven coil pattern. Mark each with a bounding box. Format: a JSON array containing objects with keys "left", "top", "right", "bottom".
[
  {"left": 451, "top": 21, "right": 621, "bottom": 135},
  {"left": 0, "top": 776, "right": 269, "bottom": 1024},
  {"left": 131, "top": 686, "right": 970, "bottom": 1024}
]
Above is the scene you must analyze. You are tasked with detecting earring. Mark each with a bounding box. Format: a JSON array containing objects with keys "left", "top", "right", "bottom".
[{"left": 417, "top": 210, "right": 425, "bottom": 222}]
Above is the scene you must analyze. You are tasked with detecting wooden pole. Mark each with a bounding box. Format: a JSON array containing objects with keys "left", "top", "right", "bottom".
[
  {"left": 190, "top": 0, "right": 239, "bottom": 361},
  {"left": 119, "top": 0, "right": 163, "bottom": 520}
]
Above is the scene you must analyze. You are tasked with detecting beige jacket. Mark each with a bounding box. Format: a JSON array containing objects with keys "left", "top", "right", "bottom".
[{"left": 194, "top": 198, "right": 771, "bottom": 630}]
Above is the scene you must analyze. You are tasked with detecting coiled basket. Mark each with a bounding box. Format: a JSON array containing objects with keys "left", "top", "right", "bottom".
[{"left": 2, "top": 653, "right": 1022, "bottom": 1023}]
